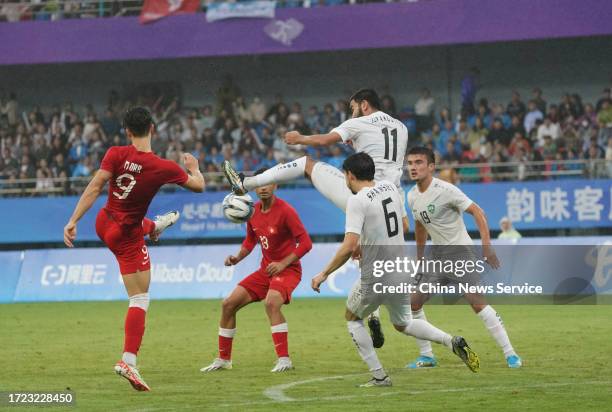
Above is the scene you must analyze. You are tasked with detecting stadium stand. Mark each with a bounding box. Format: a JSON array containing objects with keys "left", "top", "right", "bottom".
[{"left": 1, "top": 83, "right": 611, "bottom": 196}]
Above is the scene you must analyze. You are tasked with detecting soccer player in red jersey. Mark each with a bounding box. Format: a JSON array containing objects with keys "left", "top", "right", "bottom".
[
  {"left": 201, "top": 168, "right": 312, "bottom": 373},
  {"left": 63, "top": 107, "right": 205, "bottom": 391}
]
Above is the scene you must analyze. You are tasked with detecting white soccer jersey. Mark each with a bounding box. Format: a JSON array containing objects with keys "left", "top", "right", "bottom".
[
  {"left": 346, "top": 180, "right": 405, "bottom": 247},
  {"left": 332, "top": 112, "right": 408, "bottom": 188},
  {"left": 407, "top": 177, "right": 474, "bottom": 245}
]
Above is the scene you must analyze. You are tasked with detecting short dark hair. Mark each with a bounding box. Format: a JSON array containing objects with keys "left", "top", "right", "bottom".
[
  {"left": 254, "top": 167, "right": 267, "bottom": 176},
  {"left": 407, "top": 146, "right": 435, "bottom": 164},
  {"left": 342, "top": 152, "right": 375, "bottom": 181},
  {"left": 349, "top": 89, "right": 381, "bottom": 110},
  {"left": 123, "top": 107, "right": 154, "bottom": 137}
]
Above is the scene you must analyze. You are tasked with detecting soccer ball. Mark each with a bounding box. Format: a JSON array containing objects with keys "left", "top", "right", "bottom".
[{"left": 222, "top": 193, "right": 254, "bottom": 223}]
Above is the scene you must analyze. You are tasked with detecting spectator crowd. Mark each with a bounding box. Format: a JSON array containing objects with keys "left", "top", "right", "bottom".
[{"left": 1, "top": 74, "right": 611, "bottom": 196}]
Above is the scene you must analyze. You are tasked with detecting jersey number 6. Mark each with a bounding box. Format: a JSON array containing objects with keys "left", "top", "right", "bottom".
[{"left": 382, "top": 197, "right": 399, "bottom": 237}]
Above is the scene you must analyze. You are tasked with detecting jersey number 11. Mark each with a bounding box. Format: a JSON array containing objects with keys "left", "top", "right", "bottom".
[{"left": 382, "top": 127, "right": 398, "bottom": 162}]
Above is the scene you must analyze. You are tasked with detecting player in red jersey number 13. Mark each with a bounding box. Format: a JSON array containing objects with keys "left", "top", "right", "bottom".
[
  {"left": 201, "top": 168, "right": 312, "bottom": 373},
  {"left": 63, "top": 107, "right": 205, "bottom": 391}
]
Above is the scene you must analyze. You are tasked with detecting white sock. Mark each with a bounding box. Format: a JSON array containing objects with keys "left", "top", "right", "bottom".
[
  {"left": 347, "top": 320, "right": 385, "bottom": 377},
  {"left": 243, "top": 156, "right": 306, "bottom": 191},
  {"left": 402, "top": 319, "right": 452, "bottom": 349},
  {"left": 370, "top": 308, "right": 380, "bottom": 318},
  {"left": 478, "top": 305, "right": 516, "bottom": 357},
  {"left": 411, "top": 309, "right": 434, "bottom": 357},
  {"left": 122, "top": 352, "right": 137, "bottom": 367},
  {"left": 219, "top": 327, "right": 236, "bottom": 338}
]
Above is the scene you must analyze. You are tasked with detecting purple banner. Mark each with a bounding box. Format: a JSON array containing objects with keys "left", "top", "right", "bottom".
[{"left": 1, "top": 0, "right": 611, "bottom": 65}]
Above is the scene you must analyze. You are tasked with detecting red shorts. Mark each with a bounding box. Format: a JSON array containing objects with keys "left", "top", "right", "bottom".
[
  {"left": 238, "top": 266, "right": 302, "bottom": 304},
  {"left": 95, "top": 209, "right": 150, "bottom": 275}
]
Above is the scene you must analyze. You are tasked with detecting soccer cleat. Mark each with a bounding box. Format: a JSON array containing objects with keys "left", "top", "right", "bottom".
[
  {"left": 271, "top": 357, "right": 294, "bottom": 373},
  {"left": 200, "top": 358, "right": 233, "bottom": 372},
  {"left": 506, "top": 354, "right": 522, "bottom": 368},
  {"left": 367, "top": 314, "right": 385, "bottom": 349},
  {"left": 221, "top": 160, "right": 247, "bottom": 195},
  {"left": 358, "top": 375, "right": 392, "bottom": 387},
  {"left": 451, "top": 336, "right": 480, "bottom": 373},
  {"left": 114, "top": 360, "right": 150, "bottom": 391},
  {"left": 406, "top": 355, "right": 438, "bottom": 369},
  {"left": 150, "top": 210, "right": 180, "bottom": 241}
]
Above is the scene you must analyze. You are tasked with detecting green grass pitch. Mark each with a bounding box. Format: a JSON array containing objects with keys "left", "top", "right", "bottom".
[{"left": 1, "top": 299, "right": 611, "bottom": 411}]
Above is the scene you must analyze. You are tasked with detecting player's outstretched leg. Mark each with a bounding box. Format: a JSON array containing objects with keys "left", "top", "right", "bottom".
[
  {"left": 367, "top": 309, "right": 385, "bottom": 349},
  {"left": 470, "top": 300, "right": 521, "bottom": 368},
  {"left": 406, "top": 308, "right": 437, "bottom": 369},
  {"left": 146, "top": 210, "right": 180, "bottom": 242},
  {"left": 222, "top": 157, "right": 308, "bottom": 195}
]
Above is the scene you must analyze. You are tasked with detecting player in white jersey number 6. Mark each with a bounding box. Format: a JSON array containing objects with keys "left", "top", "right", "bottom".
[
  {"left": 311, "top": 152, "right": 480, "bottom": 387},
  {"left": 222, "top": 89, "right": 408, "bottom": 348},
  {"left": 405, "top": 146, "right": 521, "bottom": 369}
]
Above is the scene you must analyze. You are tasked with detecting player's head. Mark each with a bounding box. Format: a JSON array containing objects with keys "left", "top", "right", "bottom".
[
  {"left": 253, "top": 167, "right": 276, "bottom": 200},
  {"left": 342, "top": 152, "right": 375, "bottom": 194},
  {"left": 407, "top": 146, "right": 436, "bottom": 182},
  {"left": 123, "top": 107, "right": 154, "bottom": 139},
  {"left": 349, "top": 89, "right": 381, "bottom": 118}
]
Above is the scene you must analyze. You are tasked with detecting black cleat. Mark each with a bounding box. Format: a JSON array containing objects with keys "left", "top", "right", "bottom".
[
  {"left": 368, "top": 315, "right": 385, "bottom": 349},
  {"left": 451, "top": 336, "right": 480, "bottom": 373},
  {"left": 221, "top": 160, "right": 247, "bottom": 195}
]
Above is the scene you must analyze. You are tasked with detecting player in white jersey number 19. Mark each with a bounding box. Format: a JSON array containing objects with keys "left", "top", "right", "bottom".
[
  {"left": 222, "top": 89, "right": 409, "bottom": 348},
  {"left": 405, "top": 147, "right": 521, "bottom": 369}
]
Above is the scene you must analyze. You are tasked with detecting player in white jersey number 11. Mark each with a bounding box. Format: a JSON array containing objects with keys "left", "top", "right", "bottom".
[{"left": 222, "top": 89, "right": 409, "bottom": 348}]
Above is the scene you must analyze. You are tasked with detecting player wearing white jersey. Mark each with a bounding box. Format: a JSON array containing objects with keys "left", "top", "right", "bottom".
[
  {"left": 311, "top": 152, "right": 480, "bottom": 387},
  {"left": 222, "top": 89, "right": 408, "bottom": 347},
  {"left": 405, "top": 146, "right": 522, "bottom": 369}
]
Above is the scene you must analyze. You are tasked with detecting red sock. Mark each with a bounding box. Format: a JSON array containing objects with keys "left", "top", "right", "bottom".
[
  {"left": 124, "top": 307, "right": 146, "bottom": 355},
  {"left": 271, "top": 323, "right": 289, "bottom": 358},
  {"left": 142, "top": 218, "right": 155, "bottom": 236},
  {"left": 218, "top": 328, "right": 236, "bottom": 360}
]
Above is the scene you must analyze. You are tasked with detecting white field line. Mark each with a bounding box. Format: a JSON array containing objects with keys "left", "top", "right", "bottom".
[{"left": 244, "top": 378, "right": 611, "bottom": 406}]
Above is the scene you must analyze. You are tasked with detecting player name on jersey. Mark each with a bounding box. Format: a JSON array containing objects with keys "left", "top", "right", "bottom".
[{"left": 123, "top": 161, "right": 143, "bottom": 174}]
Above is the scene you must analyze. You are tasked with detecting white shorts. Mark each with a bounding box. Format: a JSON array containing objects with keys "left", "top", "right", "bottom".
[
  {"left": 346, "top": 279, "right": 411, "bottom": 326},
  {"left": 311, "top": 161, "right": 407, "bottom": 216}
]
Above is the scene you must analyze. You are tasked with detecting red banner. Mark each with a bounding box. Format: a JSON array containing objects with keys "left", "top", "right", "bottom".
[{"left": 140, "top": 0, "right": 200, "bottom": 24}]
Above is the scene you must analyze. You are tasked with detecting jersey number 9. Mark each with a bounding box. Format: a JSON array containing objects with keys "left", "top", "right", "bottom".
[{"left": 113, "top": 173, "right": 136, "bottom": 200}]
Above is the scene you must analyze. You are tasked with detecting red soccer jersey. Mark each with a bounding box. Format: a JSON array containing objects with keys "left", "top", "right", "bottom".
[
  {"left": 242, "top": 197, "right": 312, "bottom": 271},
  {"left": 100, "top": 145, "right": 188, "bottom": 225}
]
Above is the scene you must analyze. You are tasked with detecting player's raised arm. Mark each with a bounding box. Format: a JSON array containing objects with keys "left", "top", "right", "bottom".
[
  {"left": 465, "top": 203, "right": 500, "bottom": 269},
  {"left": 181, "top": 153, "right": 205, "bottom": 193},
  {"left": 63, "top": 169, "right": 111, "bottom": 247},
  {"left": 284, "top": 130, "right": 342, "bottom": 147}
]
